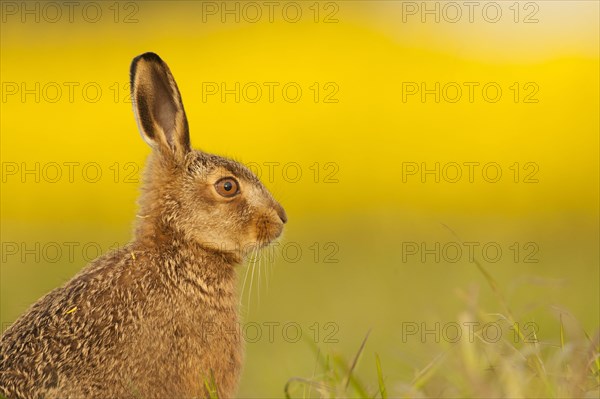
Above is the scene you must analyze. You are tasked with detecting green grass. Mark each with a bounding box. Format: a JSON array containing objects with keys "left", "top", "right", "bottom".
[
  {"left": 283, "top": 260, "right": 600, "bottom": 399},
  {"left": 205, "top": 369, "right": 220, "bottom": 399}
]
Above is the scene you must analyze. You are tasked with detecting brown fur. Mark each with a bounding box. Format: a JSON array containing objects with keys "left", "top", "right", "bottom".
[{"left": 0, "top": 53, "right": 286, "bottom": 399}]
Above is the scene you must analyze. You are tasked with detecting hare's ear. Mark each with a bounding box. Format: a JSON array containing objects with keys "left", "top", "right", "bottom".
[{"left": 130, "top": 52, "right": 190, "bottom": 159}]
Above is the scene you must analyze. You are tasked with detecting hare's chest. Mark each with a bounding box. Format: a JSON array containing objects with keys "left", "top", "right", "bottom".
[
  {"left": 170, "top": 291, "right": 243, "bottom": 385},
  {"left": 129, "top": 301, "right": 242, "bottom": 397},
  {"left": 172, "top": 304, "right": 243, "bottom": 397}
]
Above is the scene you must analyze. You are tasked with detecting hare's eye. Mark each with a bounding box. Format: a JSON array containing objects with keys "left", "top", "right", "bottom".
[{"left": 215, "top": 177, "right": 240, "bottom": 198}]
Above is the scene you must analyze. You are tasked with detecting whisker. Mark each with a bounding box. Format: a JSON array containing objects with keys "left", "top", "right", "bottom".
[
  {"left": 240, "top": 250, "right": 252, "bottom": 308},
  {"left": 257, "top": 247, "right": 262, "bottom": 308},
  {"left": 265, "top": 244, "right": 272, "bottom": 291},
  {"left": 248, "top": 246, "right": 258, "bottom": 312},
  {"left": 269, "top": 242, "right": 277, "bottom": 290},
  {"left": 264, "top": 247, "right": 269, "bottom": 292}
]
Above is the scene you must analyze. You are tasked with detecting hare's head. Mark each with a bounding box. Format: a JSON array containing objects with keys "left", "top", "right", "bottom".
[{"left": 130, "top": 52, "right": 286, "bottom": 260}]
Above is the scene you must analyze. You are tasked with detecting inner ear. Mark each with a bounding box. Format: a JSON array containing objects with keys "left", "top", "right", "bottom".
[{"left": 151, "top": 67, "right": 180, "bottom": 140}]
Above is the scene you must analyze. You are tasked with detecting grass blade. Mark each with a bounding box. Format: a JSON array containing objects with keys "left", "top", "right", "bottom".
[
  {"left": 375, "top": 353, "right": 387, "bottom": 399},
  {"left": 411, "top": 351, "right": 446, "bottom": 390},
  {"left": 204, "top": 369, "right": 220, "bottom": 399},
  {"left": 560, "top": 313, "right": 565, "bottom": 350},
  {"left": 343, "top": 330, "right": 371, "bottom": 392}
]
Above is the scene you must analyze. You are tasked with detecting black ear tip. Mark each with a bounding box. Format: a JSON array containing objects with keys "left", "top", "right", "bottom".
[
  {"left": 130, "top": 52, "right": 166, "bottom": 88},
  {"left": 131, "top": 52, "right": 164, "bottom": 71},
  {"left": 134, "top": 52, "right": 163, "bottom": 64}
]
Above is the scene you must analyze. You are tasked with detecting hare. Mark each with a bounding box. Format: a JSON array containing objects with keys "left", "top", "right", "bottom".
[{"left": 0, "top": 52, "right": 287, "bottom": 399}]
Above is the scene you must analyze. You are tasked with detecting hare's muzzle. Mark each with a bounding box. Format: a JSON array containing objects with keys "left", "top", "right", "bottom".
[{"left": 260, "top": 202, "right": 286, "bottom": 245}]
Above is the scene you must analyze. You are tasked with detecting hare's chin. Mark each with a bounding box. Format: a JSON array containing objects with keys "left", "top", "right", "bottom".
[{"left": 255, "top": 230, "right": 283, "bottom": 249}]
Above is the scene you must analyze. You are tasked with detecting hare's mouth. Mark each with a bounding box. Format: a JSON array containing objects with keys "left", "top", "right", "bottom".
[{"left": 255, "top": 215, "right": 285, "bottom": 247}]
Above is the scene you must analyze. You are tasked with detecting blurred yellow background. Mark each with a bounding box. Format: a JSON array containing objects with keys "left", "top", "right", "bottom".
[{"left": 1, "top": 1, "right": 598, "bottom": 397}]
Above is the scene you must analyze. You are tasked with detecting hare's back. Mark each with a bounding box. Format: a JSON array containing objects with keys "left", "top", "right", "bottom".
[{"left": 0, "top": 244, "right": 153, "bottom": 397}]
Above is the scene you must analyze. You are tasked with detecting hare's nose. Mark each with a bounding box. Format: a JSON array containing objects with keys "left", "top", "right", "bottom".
[{"left": 275, "top": 205, "right": 287, "bottom": 224}]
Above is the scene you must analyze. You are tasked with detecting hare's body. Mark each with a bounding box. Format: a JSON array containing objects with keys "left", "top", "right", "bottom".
[
  {"left": 0, "top": 53, "right": 286, "bottom": 398},
  {"left": 1, "top": 241, "right": 241, "bottom": 398}
]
